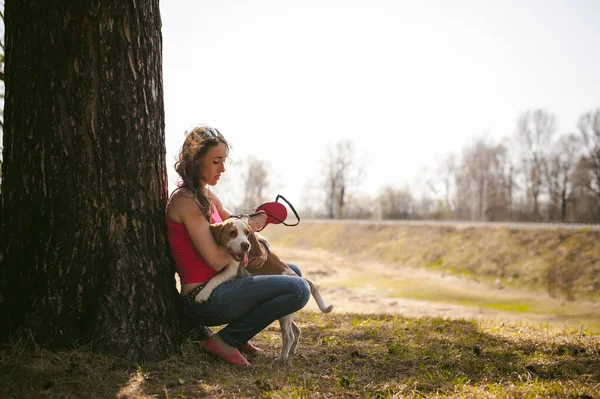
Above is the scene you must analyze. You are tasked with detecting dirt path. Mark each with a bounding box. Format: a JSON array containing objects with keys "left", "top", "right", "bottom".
[{"left": 279, "top": 247, "right": 600, "bottom": 328}]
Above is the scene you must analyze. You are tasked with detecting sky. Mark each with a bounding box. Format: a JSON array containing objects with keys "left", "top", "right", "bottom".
[{"left": 160, "top": 0, "right": 600, "bottom": 211}]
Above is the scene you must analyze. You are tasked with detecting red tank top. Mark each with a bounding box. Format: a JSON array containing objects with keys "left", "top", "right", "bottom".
[{"left": 166, "top": 199, "right": 223, "bottom": 285}]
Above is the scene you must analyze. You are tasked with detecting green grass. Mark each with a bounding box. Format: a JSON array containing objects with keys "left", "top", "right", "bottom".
[
  {"left": 2, "top": 312, "right": 599, "bottom": 398},
  {"left": 473, "top": 302, "right": 532, "bottom": 313}
]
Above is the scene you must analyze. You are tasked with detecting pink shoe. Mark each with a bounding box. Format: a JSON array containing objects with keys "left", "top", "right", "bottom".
[
  {"left": 238, "top": 342, "right": 263, "bottom": 354},
  {"left": 203, "top": 336, "right": 251, "bottom": 367}
]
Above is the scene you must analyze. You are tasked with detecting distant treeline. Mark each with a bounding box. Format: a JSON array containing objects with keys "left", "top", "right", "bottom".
[{"left": 302, "top": 108, "right": 600, "bottom": 224}]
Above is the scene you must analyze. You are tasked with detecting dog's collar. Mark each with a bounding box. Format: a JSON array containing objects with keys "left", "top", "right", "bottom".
[{"left": 227, "top": 212, "right": 261, "bottom": 220}]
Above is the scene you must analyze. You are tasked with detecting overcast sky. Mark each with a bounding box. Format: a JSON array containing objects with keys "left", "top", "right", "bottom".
[{"left": 160, "top": 0, "right": 600, "bottom": 210}]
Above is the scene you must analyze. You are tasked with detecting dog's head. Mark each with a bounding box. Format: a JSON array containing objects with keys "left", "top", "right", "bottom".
[{"left": 210, "top": 218, "right": 253, "bottom": 265}]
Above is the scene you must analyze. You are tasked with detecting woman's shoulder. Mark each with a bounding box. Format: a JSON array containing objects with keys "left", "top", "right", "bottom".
[
  {"left": 168, "top": 188, "right": 202, "bottom": 221},
  {"left": 169, "top": 187, "right": 193, "bottom": 206},
  {"left": 171, "top": 186, "right": 192, "bottom": 197}
]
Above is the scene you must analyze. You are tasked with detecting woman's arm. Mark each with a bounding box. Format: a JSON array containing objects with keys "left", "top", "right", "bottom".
[
  {"left": 211, "top": 192, "right": 269, "bottom": 238},
  {"left": 176, "top": 193, "right": 232, "bottom": 271},
  {"left": 254, "top": 232, "right": 270, "bottom": 250}
]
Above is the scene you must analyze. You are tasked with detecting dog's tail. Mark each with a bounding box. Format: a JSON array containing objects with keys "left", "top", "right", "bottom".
[{"left": 305, "top": 278, "right": 333, "bottom": 313}]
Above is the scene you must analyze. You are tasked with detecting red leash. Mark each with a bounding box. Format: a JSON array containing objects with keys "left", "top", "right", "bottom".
[{"left": 229, "top": 195, "right": 300, "bottom": 232}]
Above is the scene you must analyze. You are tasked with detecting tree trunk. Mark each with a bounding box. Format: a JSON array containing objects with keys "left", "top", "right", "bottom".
[
  {"left": 0, "top": 1, "right": 183, "bottom": 361},
  {"left": 338, "top": 185, "right": 345, "bottom": 219},
  {"left": 561, "top": 189, "right": 567, "bottom": 222},
  {"left": 327, "top": 177, "right": 335, "bottom": 219}
]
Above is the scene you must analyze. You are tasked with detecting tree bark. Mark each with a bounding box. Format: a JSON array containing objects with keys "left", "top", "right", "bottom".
[{"left": 0, "top": 1, "right": 183, "bottom": 361}]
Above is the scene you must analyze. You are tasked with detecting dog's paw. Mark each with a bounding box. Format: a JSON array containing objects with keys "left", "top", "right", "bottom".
[
  {"left": 275, "top": 356, "right": 290, "bottom": 365},
  {"left": 195, "top": 291, "right": 210, "bottom": 303}
]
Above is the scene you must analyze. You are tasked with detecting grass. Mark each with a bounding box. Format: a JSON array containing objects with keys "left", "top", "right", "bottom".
[
  {"left": 3, "top": 222, "right": 598, "bottom": 398},
  {"left": 301, "top": 257, "right": 600, "bottom": 333},
  {"left": 336, "top": 272, "right": 580, "bottom": 315},
  {"left": 1, "top": 312, "right": 599, "bottom": 398}
]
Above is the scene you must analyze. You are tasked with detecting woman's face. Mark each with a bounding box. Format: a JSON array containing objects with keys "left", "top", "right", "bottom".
[{"left": 200, "top": 143, "right": 227, "bottom": 186}]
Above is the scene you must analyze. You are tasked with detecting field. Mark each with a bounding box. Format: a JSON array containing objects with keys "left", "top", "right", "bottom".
[
  {"left": 267, "top": 222, "right": 600, "bottom": 303},
  {"left": 1, "top": 222, "right": 599, "bottom": 398}
]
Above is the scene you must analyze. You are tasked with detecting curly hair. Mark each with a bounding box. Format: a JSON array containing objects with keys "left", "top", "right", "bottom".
[{"left": 174, "top": 125, "right": 230, "bottom": 221}]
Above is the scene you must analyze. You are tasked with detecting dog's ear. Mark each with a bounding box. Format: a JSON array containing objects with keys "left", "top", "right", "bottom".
[
  {"left": 247, "top": 212, "right": 267, "bottom": 232},
  {"left": 248, "top": 231, "right": 263, "bottom": 257},
  {"left": 209, "top": 222, "right": 226, "bottom": 244}
]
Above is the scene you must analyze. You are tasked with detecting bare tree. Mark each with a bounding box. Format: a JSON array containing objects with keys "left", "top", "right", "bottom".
[
  {"left": 377, "top": 185, "right": 414, "bottom": 219},
  {"left": 514, "top": 109, "right": 557, "bottom": 221},
  {"left": 570, "top": 158, "right": 600, "bottom": 222},
  {"left": 453, "top": 136, "right": 512, "bottom": 221},
  {"left": 344, "top": 193, "right": 376, "bottom": 219},
  {"left": 578, "top": 108, "right": 600, "bottom": 217},
  {"left": 240, "top": 156, "right": 270, "bottom": 210},
  {"left": 424, "top": 153, "right": 457, "bottom": 216},
  {"left": 545, "top": 134, "right": 580, "bottom": 221},
  {"left": 322, "top": 140, "right": 362, "bottom": 218},
  {"left": 413, "top": 194, "right": 436, "bottom": 219}
]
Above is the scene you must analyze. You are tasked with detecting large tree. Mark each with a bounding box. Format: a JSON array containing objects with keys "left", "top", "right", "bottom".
[{"left": 0, "top": 1, "right": 183, "bottom": 360}]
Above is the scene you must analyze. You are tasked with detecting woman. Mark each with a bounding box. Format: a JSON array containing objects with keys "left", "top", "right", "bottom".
[{"left": 166, "top": 125, "right": 310, "bottom": 367}]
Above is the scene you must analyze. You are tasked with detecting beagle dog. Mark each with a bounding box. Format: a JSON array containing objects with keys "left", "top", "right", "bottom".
[
  {"left": 193, "top": 217, "right": 253, "bottom": 303},
  {"left": 195, "top": 216, "right": 333, "bottom": 360}
]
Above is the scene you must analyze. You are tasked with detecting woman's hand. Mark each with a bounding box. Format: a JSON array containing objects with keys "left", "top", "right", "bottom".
[{"left": 247, "top": 239, "right": 270, "bottom": 268}]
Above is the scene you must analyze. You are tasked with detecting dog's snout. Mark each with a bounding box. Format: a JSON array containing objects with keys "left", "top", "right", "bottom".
[{"left": 241, "top": 242, "right": 250, "bottom": 251}]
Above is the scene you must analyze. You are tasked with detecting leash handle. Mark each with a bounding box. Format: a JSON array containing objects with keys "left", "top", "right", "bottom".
[
  {"left": 230, "top": 194, "right": 301, "bottom": 230},
  {"left": 274, "top": 194, "right": 300, "bottom": 227}
]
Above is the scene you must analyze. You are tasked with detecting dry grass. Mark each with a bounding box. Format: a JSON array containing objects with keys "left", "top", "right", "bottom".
[
  {"left": 267, "top": 223, "right": 600, "bottom": 302},
  {"left": 1, "top": 312, "right": 599, "bottom": 398},
  {"left": 3, "top": 222, "right": 599, "bottom": 398},
  {"left": 275, "top": 246, "right": 600, "bottom": 333}
]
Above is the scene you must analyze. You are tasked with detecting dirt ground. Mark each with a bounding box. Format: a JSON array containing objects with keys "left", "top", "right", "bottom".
[
  {"left": 175, "top": 246, "right": 599, "bottom": 329},
  {"left": 277, "top": 247, "right": 600, "bottom": 328}
]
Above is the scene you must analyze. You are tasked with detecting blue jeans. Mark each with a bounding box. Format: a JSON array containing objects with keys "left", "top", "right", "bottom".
[{"left": 185, "top": 263, "right": 310, "bottom": 348}]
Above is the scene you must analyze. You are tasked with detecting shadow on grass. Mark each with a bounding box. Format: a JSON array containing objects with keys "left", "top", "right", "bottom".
[
  {"left": 1, "top": 313, "right": 598, "bottom": 398},
  {"left": 0, "top": 341, "right": 132, "bottom": 398},
  {"left": 303, "top": 313, "right": 599, "bottom": 397}
]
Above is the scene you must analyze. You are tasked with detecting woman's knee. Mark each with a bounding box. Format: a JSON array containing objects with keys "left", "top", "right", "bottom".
[
  {"left": 295, "top": 277, "right": 311, "bottom": 307},
  {"left": 287, "top": 263, "right": 302, "bottom": 277}
]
